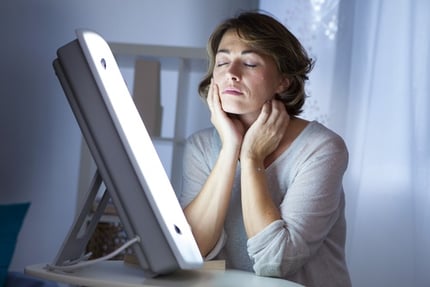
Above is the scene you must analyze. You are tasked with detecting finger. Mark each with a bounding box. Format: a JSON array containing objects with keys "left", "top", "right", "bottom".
[
  {"left": 212, "top": 82, "right": 222, "bottom": 109},
  {"left": 256, "top": 100, "right": 271, "bottom": 125},
  {"left": 269, "top": 100, "right": 288, "bottom": 125},
  {"left": 207, "top": 79, "right": 214, "bottom": 106},
  {"left": 207, "top": 79, "right": 220, "bottom": 112}
]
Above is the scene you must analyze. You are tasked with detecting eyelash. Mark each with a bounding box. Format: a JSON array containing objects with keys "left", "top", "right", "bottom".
[{"left": 216, "top": 62, "right": 257, "bottom": 68}]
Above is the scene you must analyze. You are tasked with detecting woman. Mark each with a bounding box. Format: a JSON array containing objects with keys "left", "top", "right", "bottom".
[{"left": 180, "top": 11, "right": 351, "bottom": 287}]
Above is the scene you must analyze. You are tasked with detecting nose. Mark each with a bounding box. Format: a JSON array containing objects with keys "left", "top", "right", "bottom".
[{"left": 226, "top": 61, "right": 241, "bottom": 81}]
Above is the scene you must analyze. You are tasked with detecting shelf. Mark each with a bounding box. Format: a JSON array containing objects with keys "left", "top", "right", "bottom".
[{"left": 109, "top": 42, "right": 207, "bottom": 67}]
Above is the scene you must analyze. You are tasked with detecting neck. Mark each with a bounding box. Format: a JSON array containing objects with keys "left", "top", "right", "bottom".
[{"left": 235, "top": 113, "right": 259, "bottom": 130}]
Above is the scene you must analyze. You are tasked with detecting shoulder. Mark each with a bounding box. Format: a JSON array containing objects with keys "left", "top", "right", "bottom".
[
  {"left": 186, "top": 127, "right": 219, "bottom": 149},
  {"left": 184, "top": 127, "right": 220, "bottom": 161},
  {"left": 304, "top": 121, "right": 347, "bottom": 153},
  {"left": 313, "top": 121, "right": 342, "bottom": 140},
  {"left": 187, "top": 127, "right": 217, "bottom": 142},
  {"left": 292, "top": 121, "right": 348, "bottom": 167},
  {"left": 182, "top": 128, "right": 220, "bottom": 193}
]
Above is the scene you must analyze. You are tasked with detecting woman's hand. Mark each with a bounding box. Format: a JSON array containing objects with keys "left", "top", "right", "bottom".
[
  {"left": 207, "top": 79, "right": 244, "bottom": 153},
  {"left": 239, "top": 100, "right": 287, "bottom": 237},
  {"left": 240, "top": 100, "right": 290, "bottom": 165},
  {"left": 184, "top": 79, "right": 245, "bottom": 256}
]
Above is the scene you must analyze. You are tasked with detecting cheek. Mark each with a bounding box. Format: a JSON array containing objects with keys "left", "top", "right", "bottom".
[
  {"left": 265, "top": 74, "right": 284, "bottom": 94},
  {"left": 212, "top": 68, "right": 222, "bottom": 80},
  {"left": 254, "top": 75, "right": 277, "bottom": 95}
]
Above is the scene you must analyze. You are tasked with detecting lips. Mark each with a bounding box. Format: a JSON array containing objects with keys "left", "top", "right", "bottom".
[{"left": 222, "top": 87, "right": 243, "bottom": 95}]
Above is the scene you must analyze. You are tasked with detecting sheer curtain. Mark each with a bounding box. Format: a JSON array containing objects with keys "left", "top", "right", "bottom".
[{"left": 259, "top": 1, "right": 430, "bottom": 286}]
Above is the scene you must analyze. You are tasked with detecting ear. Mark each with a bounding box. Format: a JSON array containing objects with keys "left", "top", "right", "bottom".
[{"left": 275, "top": 76, "right": 290, "bottom": 94}]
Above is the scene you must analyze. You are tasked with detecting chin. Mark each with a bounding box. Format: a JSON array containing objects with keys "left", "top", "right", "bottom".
[
  {"left": 220, "top": 98, "right": 261, "bottom": 115},
  {"left": 221, "top": 103, "right": 241, "bottom": 114}
]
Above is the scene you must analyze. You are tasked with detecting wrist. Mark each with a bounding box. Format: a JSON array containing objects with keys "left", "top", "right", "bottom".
[
  {"left": 219, "top": 145, "right": 241, "bottom": 162},
  {"left": 240, "top": 156, "right": 265, "bottom": 172}
]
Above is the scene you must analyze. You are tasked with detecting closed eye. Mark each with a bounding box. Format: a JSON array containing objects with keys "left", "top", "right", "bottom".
[
  {"left": 244, "top": 63, "right": 257, "bottom": 68},
  {"left": 216, "top": 61, "right": 228, "bottom": 67}
]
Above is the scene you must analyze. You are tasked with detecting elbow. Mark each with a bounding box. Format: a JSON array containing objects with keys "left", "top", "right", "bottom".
[
  {"left": 248, "top": 224, "right": 311, "bottom": 278},
  {"left": 253, "top": 252, "right": 309, "bottom": 278},
  {"left": 248, "top": 222, "right": 311, "bottom": 278}
]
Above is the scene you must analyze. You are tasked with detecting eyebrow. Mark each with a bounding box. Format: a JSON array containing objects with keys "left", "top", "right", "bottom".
[{"left": 216, "top": 48, "right": 257, "bottom": 55}]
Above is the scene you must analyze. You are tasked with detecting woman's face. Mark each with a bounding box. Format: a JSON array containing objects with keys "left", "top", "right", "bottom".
[{"left": 212, "top": 29, "right": 286, "bottom": 119}]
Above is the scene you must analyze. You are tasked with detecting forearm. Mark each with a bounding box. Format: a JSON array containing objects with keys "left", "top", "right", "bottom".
[
  {"left": 184, "top": 147, "right": 239, "bottom": 256},
  {"left": 241, "top": 158, "right": 281, "bottom": 238}
]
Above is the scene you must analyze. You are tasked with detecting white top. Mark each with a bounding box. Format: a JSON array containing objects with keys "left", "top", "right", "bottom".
[{"left": 180, "top": 121, "right": 351, "bottom": 287}]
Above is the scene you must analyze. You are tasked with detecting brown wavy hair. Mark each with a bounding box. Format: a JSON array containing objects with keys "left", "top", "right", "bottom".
[{"left": 198, "top": 11, "right": 314, "bottom": 116}]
